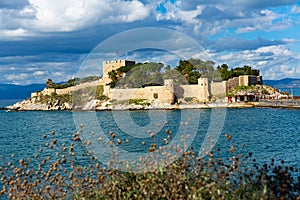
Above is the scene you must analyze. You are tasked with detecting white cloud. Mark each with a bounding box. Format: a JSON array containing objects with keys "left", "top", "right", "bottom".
[
  {"left": 0, "top": 0, "right": 151, "bottom": 36},
  {"left": 282, "top": 38, "right": 297, "bottom": 43},
  {"left": 215, "top": 45, "right": 300, "bottom": 79},
  {"left": 263, "top": 65, "right": 300, "bottom": 79},
  {"left": 52, "top": 72, "right": 63, "bottom": 77},
  {"left": 154, "top": 1, "right": 295, "bottom": 37},
  {"left": 5, "top": 73, "right": 29, "bottom": 81},
  {"left": 33, "top": 71, "right": 46, "bottom": 76},
  {"left": 291, "top": 5, "right": 300, "bottom": 13},
  {"left": 0, "top": 28, "right": 33, "bottom": 40},
  {"left": 23, "top": 0, "right": 151, "bottom": 32},
  {"left": 156, "top": 2, "right": 204, "bottom": 25},
  {"left": 0, "top": 1, "right": 299, "bottom": 83}
]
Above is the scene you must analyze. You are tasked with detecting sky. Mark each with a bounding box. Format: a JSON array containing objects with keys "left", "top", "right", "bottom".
[{"left": 0, "top": 0, "right": 300, "bottom": 84}]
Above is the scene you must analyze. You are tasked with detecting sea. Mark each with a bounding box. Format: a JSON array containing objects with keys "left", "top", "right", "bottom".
[{"left": 0, "top": 99, "right": 299, "bottom": 175}]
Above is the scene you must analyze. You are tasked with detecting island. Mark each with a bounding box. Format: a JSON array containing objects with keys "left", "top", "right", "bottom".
[{"left": 5, "top": 59, "right": 299, "bottom": 111}]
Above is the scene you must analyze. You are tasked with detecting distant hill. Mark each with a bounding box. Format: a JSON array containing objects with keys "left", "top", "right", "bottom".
[
  {"left": 264, "top": 78, "right": 300, "bottom": 88},
  {"left": 0, "top": 83, "right": 45, "bottom": 100}
]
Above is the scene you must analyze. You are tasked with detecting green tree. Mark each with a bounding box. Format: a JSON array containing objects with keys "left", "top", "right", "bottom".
[
  {"left": 46, "top": 79, "right": 53, "bottom": 88},
  {"left": 175, "top": 59, "right": 216, "bottom": 84}
]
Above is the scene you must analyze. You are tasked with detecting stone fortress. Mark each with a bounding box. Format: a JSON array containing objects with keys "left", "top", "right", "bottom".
[
  {"left": 100, "top": 60, "right": 262, "bottom": 104},
  {"left": 32, "top": 60, "right": 262, "bottom": 104}
]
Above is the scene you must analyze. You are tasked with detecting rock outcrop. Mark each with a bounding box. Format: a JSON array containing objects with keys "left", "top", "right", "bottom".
[{"left": 6, "top": 98, "right": 72, "bottom": 111}]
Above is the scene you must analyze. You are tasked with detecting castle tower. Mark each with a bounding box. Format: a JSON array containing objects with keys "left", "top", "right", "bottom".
[
  {"left": 198, "top": 78, "right": 210, "bottom": 102},
  {"left": 160, "top": 79, "right": 175, "bottom": 104},
  {"left": 102, "top": 60, "right": 135, "bottom": 84}
]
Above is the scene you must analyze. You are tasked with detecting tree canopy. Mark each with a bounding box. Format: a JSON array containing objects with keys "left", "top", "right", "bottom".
[
  {"left": 46, "top": 59, "right": 260, "bottom": 90},
  {"left": 107, "top": 59, "right": 260, "bottom": 87},
  {"left": 110, "top": 62, "right": 165, "bottom": 88},
  {"left": 217, "top": 65, "right": 260, "bottom": 81}
]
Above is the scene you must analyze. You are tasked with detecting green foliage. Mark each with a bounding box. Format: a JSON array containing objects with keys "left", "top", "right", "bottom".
[
  {"left": 95, "top": 85, "right": 108, "bottom": 100},
  {"left": 47, "top": 76, "right": 101, "bottom": 89},
  {"left": 117, "top": 63, "right": 143, "bottom": 73},
  {"left": 226, "top": 92, "right": 233, "bottom": 97},
  {"left": 217, "top": 65, "right": 260, "bottom": 81},
  {"left": 72, "top": 86, "right": 97, "bottom": 108},
  {"left": 175, "top": 60, "right": 201, "bottom": 84},
  {"left": 234, "top": 86, "right": 255, "bottom": 91},
  {"left": 163, "top": 66, "right": 188, "bottom": 85},
  {"left": 110, "top": 99, "right": 150, "bottom": 106},
  {"left": 110, "top": 62, "right": 165, "bottom": 88},
  {"left": 184, "top": 97, "right": 194, "bottom": 102},
  {"left": 174, "top": 59, "right": 260, "bottom": 83},
  {"left": 36, "top": 93, "right": 72, "bottom": 106},
  {"left": 128, "top": 99, "right": 150, "bottom": 106},
  {"left": 261, "top": 88, "right": 270, "bottom": 95},
  {"left": 175, "top": 59, "right": 221, "bottom": 84},
  {"left": 46, "top": 79, "right": 53, "bottom": 88},
  {"left": 80, "top": 76, "right": 100, "bottom": 84}
]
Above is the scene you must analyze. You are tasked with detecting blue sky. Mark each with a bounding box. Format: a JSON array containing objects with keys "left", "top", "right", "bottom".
[{"left": 0, "top": 0, "right": 299, "bottom": 84}]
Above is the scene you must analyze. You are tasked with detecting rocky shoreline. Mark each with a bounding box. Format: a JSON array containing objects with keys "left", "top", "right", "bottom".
[{"left": 3, "top": 98, "right": 300, "bottom": 111}]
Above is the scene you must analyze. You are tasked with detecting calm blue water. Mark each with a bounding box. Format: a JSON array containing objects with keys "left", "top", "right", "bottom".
[
  {"left": 0, "top": 99, "right": 21, "bottom": 108},
  {"left": 0, "top": 108, "right": 299, "bottom": 172}
]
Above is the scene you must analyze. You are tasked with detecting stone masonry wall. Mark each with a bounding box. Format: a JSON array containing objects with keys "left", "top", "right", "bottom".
[
  {"left": 55, "top": 80, "right": 99, "bottom": 95},
  {"left": 225, "top": 77, "right": 240, "bottom": 92},
  {"left": 210, "top": 82, "right": 226, "bottom": 96},
  {"left": 173, "top": 78, "right": 210, "bottom": 102},
  {"left": 107, "top": 86, "right": 174, "bottom": 104},
  {"left": 32, "top": 80, "right": 100, "bottom": 97}
]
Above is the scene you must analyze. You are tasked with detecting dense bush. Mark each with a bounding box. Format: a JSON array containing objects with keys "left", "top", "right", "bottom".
[{"left": 35, "top": 93, "right": 72, "bottom": 106}]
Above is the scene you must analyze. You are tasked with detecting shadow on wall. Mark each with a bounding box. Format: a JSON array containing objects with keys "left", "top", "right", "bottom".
[{"left": 174, "top": 86, "right": 184, "bottom": 99}]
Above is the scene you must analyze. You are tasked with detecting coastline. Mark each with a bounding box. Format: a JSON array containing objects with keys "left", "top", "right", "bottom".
[{"left": 2, "top": 99, "right": 300, "bottom": 111}]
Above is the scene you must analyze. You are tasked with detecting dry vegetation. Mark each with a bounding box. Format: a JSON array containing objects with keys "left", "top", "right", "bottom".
[{"left": 1, "top": 126, "right": 300, "bottom": 199}]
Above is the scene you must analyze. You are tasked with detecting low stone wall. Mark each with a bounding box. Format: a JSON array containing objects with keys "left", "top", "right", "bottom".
[
  {"left": 56, "top": 80, "right": 99, "bottom": 95},
  {"left": 34, "top": 80, "right": 100, "bottom": 96}
]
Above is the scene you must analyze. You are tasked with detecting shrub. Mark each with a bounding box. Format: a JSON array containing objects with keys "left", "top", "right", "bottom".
[{"left": 0, "top": 129, "right": 299, "bottom": 199}]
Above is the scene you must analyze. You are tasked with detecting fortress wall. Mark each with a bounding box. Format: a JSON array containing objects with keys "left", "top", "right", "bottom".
[
  {"left": 108, "top": 88, "right": 136, "bottom": 100},
  {"left": 56, "top": 88, "right": 73, "bottom": 95},
  {"left": 239, "top": 75, "right": 259, "bottom": 86},
  {"left": 210, "top": 82, "right": 226, "bottom": 96},
  {"left": 108, "top": 86, "right": 174, "bottom": 104},
  {"left": 225, "top": 77, "right": 239, "bottom": 92},
  {"left": 239, "top": 76, "right": 246, "bottom": 86},
  {"left": 31, "top": 91, "right": 42, "bottom": 98},
  {"left": 173, "top": 78, "right": 210, "bottom": 102},
  {"left": 42, "top": 88, "right": 56, "bottom": 96},
  {"left": 54, "top": 80, "right": 100, "bottom": 95},
  {"left": 175, "top": 85, "right": 200, "bottom": 99},
  {"left": 248, "top": 75, "right": 259, "bottom": 85}
]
